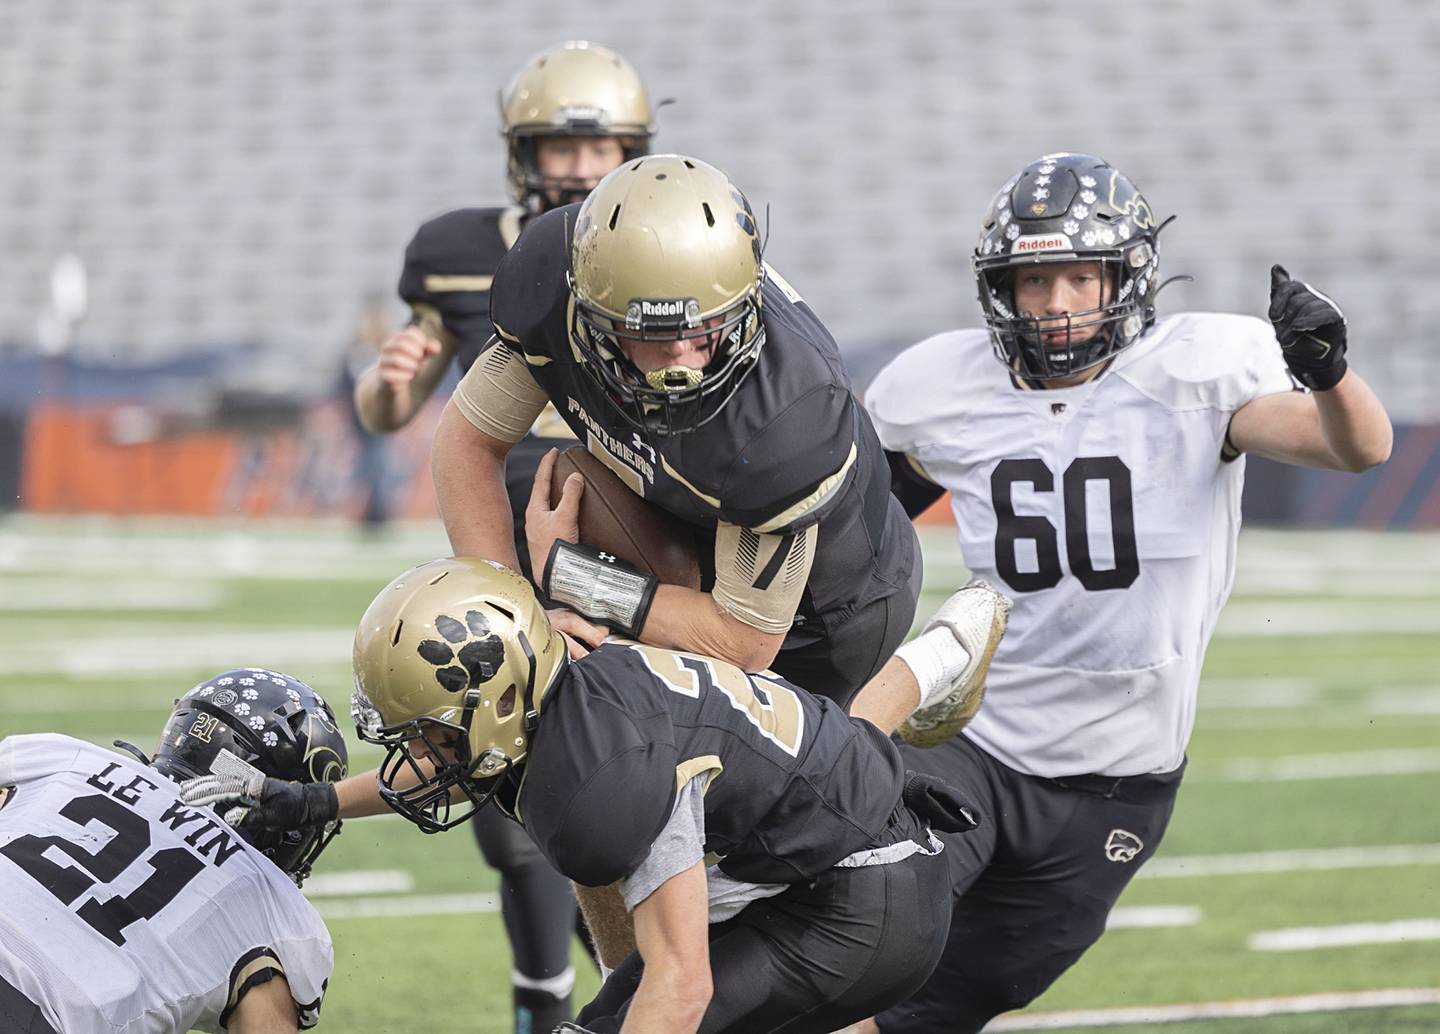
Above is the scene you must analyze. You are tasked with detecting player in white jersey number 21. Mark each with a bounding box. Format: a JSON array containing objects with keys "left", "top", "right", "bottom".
[
  {"left": 859, "top": 152, "right": 1392, "bottom": 1033},
  {"left": 0, "top": 669, "right": 346, "bottom": 1034}
]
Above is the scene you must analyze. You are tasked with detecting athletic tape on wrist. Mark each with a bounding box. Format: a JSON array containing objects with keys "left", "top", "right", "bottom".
[{"left": 543, "top": 541, "right": 659, "bottom": 639}]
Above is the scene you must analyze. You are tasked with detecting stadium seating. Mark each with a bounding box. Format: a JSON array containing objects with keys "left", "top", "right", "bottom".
[{"left": 2, "top": 0, "right": 1436, "bottom": 418}]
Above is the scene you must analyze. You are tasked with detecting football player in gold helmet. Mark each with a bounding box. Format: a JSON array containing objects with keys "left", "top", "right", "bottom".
[
  {"left": 183, "top": 558, "right": 1011, "bottom": 1034},
  {"left": 348, "top": 41, "right": 658, "bottom": 1034}
]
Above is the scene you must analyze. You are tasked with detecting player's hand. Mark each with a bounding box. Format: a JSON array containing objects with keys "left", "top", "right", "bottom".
[
  {"left": 527, "top": 448, "right": 584, "bottom": 577},
  {"left": 375, "top": 325, "right": 443, "bottom": 389},
  {"left": 1268, "top": 264, "right": 1349, "bottom": 391},
  {"left": 180, "top": 772, "right": 339, "bottom": 831},
  {"left": 902, "top": 771, "right": 980, "bottom": 833},
  {"left": 548, "top": 607, "right": 610, "bottom": 658}
]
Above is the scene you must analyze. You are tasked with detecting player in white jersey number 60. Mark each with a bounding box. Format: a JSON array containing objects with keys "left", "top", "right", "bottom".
[
  {"left": 0, "top": 669, "right": 347, "bottom": 1034},
  {"left": 859, "top": 152, "right": 1392, "bottom": 1033}
]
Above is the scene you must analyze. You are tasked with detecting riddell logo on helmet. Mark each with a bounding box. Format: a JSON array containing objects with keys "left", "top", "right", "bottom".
[
  {"left": 1013, "top": 234, "right": 1073, "bottom": 254},
  {"left": 640, "top": 299, "right": 686, "bottom": 317}
]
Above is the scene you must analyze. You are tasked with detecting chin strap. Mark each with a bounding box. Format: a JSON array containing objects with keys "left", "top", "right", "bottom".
[{"left": 113, "top": 739, "right": 154, "bottom": 766}]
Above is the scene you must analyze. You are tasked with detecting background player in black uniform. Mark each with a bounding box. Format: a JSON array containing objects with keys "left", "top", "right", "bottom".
[
  {"left": 348, "top": 41, "right": 658, "bottom": 1033},
  {"left": 185, "top": 558, "right": 998, "bottom": 1034},
  {"left": 431, "top": 155, "right": 983, "bottom": 745}
]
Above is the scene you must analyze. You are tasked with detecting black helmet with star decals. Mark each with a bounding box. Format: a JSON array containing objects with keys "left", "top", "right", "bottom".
[
  {"left": 151, "top": 668, "right": 348, "bottom": 884},
  {"left": 974, "top": 153, "right": 1175, "bottom": 379}
]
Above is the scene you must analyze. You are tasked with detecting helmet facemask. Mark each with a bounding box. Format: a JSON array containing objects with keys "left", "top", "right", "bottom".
[
  {"left": 152, "top": 669, "right": 349, "bottom": 886},
  {"left": 511, "top": 131, "right": 650, "bottom": 214},
  {"left": 568, "top": 276, "right": 765, "bottom": 436},
  {"left": 566, "top": 154, "right": 768, "bottom": 437},
  {"left": 979, "top": 245, "right": 1157, "bottom": 380},
  {"left": 351, "top": 560, "right": 569, "bottom": 833},
  {"left": 500, "top": 41, "right": 656, "bottom": 214},
  {"left": 973, "top": 153, "right": 1173, "bottom": 381}
]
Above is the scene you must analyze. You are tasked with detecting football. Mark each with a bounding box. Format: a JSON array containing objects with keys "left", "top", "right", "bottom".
[{"left": 550, "top": 445, "right": 702, "bottom": 590}]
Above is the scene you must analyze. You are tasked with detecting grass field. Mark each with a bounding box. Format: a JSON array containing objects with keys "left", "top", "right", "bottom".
[{"left": 2, "top": 516, "right": 1439, "bottom": 1033}]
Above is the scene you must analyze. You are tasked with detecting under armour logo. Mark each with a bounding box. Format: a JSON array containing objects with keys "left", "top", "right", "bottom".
[
  {"left": 1051, "top": 402, "right": 1067, "bottom": 415},
  {"left": 1105, "top": 828, "right": 1144, "bottom": 863},
  {"left": 598, "top": 552, "right": 616, "bottom": 563}
]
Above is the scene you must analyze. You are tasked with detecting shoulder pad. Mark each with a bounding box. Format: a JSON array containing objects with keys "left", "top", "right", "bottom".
[
  {"left": 1116, "top": 313, "right": 1295, "bottom": 413},
  {"left": 720, "top": 385, "right": 857, "bottom": 533},
  {"left": 399, "top": 207, "right": 520, "bottom": 300},
  {"left": 864, "top": 329, "right": 992, "bottom": 453},
  {"left": 488, "top": 204, "right": 575, "bottom": 347}
]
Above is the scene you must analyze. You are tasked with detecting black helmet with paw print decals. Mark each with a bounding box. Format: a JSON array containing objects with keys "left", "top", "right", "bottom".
[
  {"left": 151, "top": 668, "right": 348, "bottom": 883},
  {"left": 351, "top": 558, "right": 568, "bottom": 832}
]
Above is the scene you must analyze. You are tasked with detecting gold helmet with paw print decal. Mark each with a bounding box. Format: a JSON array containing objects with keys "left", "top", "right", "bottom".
[{"left": 351, "top": 558, "right": 566, "bottom": 831}]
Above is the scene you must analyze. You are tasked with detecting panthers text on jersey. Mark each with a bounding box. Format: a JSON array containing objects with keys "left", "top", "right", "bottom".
[
  {"left": 508, "top": 641, "right": 924, "bottom": 890},
  {"left": 461, "top": 202, "right": 916, "bottom": 646},
  {"left": 867, "top": 314, "right": 1296, "bottom": 777},
  {"left": 0, "top": 734, "right": 332, "bottom": 1034}
]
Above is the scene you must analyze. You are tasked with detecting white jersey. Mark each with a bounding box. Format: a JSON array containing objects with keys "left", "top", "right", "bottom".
[
  {"left": 0, "top": 734, "right": 332, "bottom": 1033},
  {"left": 868, "top": 314, "right": 1295, "bottom": 777}
]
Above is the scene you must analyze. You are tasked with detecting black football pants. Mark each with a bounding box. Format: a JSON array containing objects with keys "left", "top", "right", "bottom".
[
  {"left": 769, "top": 535, "right": 923, "bottom": 710},
  {"left": 0, "top": 972, "right": 57, "bottom": 1034},
  {"left": 875, "top": 736, "right": 1184, "bottom": 1033},
  {"left": 577, "top": 844, "right": 952, "bottom": 1034}
]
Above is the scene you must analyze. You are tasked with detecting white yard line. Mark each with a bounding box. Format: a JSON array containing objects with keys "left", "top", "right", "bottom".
[
  {"left": 1139, "top": 843, "right": 1440, "bottom": 880},
  {"left": 1214, "top": 748, "right": 1440, "bottom": 782},
  {"left": 303, "top": 870, "right": 415, "bottom": 898},
  {"left": 1250, "top": 919, "right": 1440, "bottom": 952},
  {"left": 1216, "top": 601, "right": 1440, "bottom": 637},
  {"left": 0, "top": 581, "right": 225, "bottom": 610},
  {"left": 1195, "top": 678, "right": 1319, "bottom": 710},
  {"left": 1105, "top": 906, "right": 1201, "bottom": 930},
  {"left": 1370, "top": 687, "right": 1440, "bottom": 716},
  {"left": 981, "top": 988, "right": 1440, "bottom": 1030},
  {"left": 313, "top": 892, "right": 500, "bottom": 920},
  {"left": 0, "top": 626, "right": 355, "bottom": 676}
]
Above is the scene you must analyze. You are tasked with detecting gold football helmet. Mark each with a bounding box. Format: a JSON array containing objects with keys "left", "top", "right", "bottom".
[
  {"left": 351, "top": 558, "right": 567, "bottom": 832},
  {"left": 500, "top": 40, "right": 655, "bottom": 212},
  {"left": 569, "top": 154, "right": 766, "bottom": 435}
]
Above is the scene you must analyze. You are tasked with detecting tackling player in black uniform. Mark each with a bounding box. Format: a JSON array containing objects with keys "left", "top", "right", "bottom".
[
  {"left": 349, "top": 40, "right": 658, "bottom": 1034},
  {"left": 433, "top": 155, "right": 955, "bottom": 740},
  {"left": 184, "top": 558, "right": 997, "bottom": 1034}
]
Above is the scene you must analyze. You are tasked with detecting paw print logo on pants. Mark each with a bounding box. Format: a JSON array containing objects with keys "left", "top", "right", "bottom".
[{"left": 417, "top": 611, "right": 507, "bottom": 693}]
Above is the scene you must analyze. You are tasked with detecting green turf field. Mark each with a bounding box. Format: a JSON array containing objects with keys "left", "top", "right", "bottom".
[{"left": 2, "top": 517, "right": 1438, "bottom": 1033}]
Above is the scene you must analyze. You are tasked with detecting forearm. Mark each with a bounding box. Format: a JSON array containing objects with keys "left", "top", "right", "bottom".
[
  {"left": 334, "top": 769, "right": 391, "bottom": 818},
  {"left": 848, "top": 654, "right": 922, "bottom": 733},
  {"left": 432, "top": 401, "right": 522, "bottom": 565},
  {"left": 574, "top": 881, "right": 637, "bottom": 970},
  {"left": 620, "top": 971, "right": 709, "bottom": 1034},
  {"left": 1313, "top": 370, "right": 1392, "bottom": 471},
  {"left": 354, "top": 365, "right": 425, "bottom": 433},
  {"left": 641, "top": 585, "right": 785, "bottom": 672}
]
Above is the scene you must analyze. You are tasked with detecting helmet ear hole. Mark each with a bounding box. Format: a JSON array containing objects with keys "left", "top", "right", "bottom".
[{"left": 496, "top": 684, "right": 518, "bottom": 719}]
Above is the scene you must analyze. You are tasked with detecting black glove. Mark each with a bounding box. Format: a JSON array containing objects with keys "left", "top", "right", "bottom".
[
  {"left": 902, "top": 770, "right": 979, "bottom": 833},
  {"left": 180, "top": 772, "right": 339, "bottom": 831},
  {"left": 1268, "top": 264, "right": 1348, "bottom": 391}
]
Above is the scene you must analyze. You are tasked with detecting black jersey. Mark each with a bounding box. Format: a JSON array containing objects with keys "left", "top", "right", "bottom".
[
  {"left": 397, "top": 206, "right": 525, "bottom": 374},
  {"left": 487, "top": 204, "right": 917, "bottom": 643},
  {"left": 513, "top": 642, "right": 920, "bottom": 888}
]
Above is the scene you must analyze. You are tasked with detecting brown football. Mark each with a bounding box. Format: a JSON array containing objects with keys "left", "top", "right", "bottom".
[{"left": 550, "top": 445, "right": 702, "bottom": 590}]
